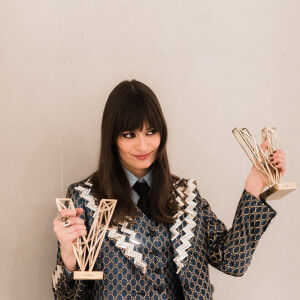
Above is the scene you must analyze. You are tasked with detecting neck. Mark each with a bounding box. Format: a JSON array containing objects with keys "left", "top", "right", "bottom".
[{"left": 130, "top": 168, "right": 149, "bottom": 178}]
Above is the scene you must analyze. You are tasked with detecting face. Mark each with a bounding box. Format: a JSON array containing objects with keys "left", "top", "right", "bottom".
[{"left": 116, "top": 123, "right": 161, "bottom": 178}]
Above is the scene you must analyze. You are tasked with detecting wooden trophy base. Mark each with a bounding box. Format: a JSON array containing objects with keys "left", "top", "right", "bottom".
[
  {"left": 73, "top": 271, "right": 103, "bottom": 280},
  {"left": 260, "top": 182, "right": 296, "bottom": 201}
]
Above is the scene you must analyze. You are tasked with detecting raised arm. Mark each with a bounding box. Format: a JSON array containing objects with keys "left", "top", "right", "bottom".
[{"left": 198, "top": 188, "right": 276, "bottom": 276}]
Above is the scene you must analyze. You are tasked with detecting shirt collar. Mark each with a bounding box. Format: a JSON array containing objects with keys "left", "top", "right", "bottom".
[{"left": 123, "top": 167, "right": 153, "bottom": 188}]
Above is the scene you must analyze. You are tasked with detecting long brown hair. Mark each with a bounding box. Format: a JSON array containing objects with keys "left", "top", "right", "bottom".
[{"left": 91, "top": 79, "right": 178, "bottom": 224}]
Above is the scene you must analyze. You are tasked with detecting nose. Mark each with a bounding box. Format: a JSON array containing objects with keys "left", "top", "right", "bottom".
[{"left": 136, "top": 135, "right": 147, "bottom": 152}]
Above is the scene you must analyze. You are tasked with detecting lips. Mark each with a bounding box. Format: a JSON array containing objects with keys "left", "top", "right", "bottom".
[{"left": 133, "top": 152, "right": 152, "bottom": 160}]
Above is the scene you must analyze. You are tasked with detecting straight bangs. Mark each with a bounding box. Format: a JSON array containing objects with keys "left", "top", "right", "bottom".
[
  {"left": 113, "top": 92, "right": 164, "bottom": 142},
  {"left": 94, "top": 79, "right": 177, "bottom": 225}
]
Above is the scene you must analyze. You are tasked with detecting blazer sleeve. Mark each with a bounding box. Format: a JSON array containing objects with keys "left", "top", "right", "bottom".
[
  {"left": 198, "top": 188, "right": 277, "bottom": 277},
  {"left": 52, "top": 184, "right": 93, "bottom": 300}
]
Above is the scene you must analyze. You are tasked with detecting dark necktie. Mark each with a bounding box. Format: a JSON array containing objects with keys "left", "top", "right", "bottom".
[{"left": 132, "top": 181, "right": 151, "bottom": 219}]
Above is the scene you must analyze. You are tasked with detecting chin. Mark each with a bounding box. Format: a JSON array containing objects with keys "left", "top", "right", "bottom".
[
  {"left": 139, "top": 162, "right": 152, "bottom": 169},
  {"left": 138, "top": 160, "right": 153, "bottom": 169}
]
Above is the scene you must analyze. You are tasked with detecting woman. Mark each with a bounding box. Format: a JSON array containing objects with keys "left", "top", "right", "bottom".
[{"left": 52, "top": 80, "right": 285, "bottom": 300}]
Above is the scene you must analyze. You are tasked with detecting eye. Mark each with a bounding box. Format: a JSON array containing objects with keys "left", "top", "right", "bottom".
[
  {"left": 121, "top": 132, "right": 136, "bottom": 138},
  {"left": 147, "top": 129, "right": 158, "bottom": 135}
]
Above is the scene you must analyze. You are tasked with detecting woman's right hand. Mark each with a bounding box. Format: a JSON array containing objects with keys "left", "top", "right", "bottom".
[{"left": 53, "top": 208, "right": 87, "bottom": 272}]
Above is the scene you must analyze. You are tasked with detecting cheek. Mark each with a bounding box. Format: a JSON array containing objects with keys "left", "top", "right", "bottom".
[
  {"left": 116, "top": 139, "right": 132, "bottom": 156},
  {"left": 153, "top": 135, "right": 161, "bottom": 150}
]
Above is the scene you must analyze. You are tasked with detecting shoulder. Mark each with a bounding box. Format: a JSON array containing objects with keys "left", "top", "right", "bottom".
[
  {"left": 171, "top": 174, "right": 198, "bottom": 193},
  {"left": 64, "top": 174, "right": 99, "bottom": 220},
  {"left": 66, "top": 173, "right": 96, "bottom": 203},
  {"left": 171, "top": 174, "right": 209, "bottom": 209}
]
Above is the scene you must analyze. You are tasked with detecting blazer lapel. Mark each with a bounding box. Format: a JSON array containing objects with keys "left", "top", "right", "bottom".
[
  {"left": 74, "top": 177, "right": 198, "bottom": 276},
  {"left": 169, "top": 178, "right": 198, "bottom": 274},
  {"left": 106, "top": 218, "right": 147, "bottom": 274},
  {"left": 75, "top": 180, "right": 147, "bottom": 274}
]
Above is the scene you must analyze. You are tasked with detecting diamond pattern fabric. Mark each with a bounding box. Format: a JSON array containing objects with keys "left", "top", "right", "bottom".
[{"left": 52, "top": 175, "right": 276, "bottom": 300}]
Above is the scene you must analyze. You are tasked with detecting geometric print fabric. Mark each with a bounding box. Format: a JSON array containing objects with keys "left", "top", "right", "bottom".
[{"left": 52, "top": 175, "right": 277, "bottom": 299}]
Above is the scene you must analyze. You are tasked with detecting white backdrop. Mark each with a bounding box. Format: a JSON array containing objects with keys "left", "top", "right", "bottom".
[{"left": 1, "top": 1, "right": 299, "bottom": 299}]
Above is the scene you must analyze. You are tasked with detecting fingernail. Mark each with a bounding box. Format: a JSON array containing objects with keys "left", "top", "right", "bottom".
[
  {"left": 264, "top": 137, "right": 267, "bottom": 141},
  {"left": 273, "top": 150, "right": 276, "bottom": 153},
  {"left": 276, "top": 163, "right": 279, "bottom": 166},
  {"left": 270, "top": 154, "right": 273, "bottom": 157},
  {"left": 271, "top": 158, "right": 274, "bottom": 162}
]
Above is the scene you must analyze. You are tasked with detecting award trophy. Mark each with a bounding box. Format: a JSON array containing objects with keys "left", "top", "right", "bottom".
[
  {"left": 232, "top": 126, "right": 296, "bottom": 200},
  {"left": 56, "top": 197, "right": 117, "bottom": 280}
]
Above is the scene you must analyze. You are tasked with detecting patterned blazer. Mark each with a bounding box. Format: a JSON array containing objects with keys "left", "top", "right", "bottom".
[{"left": 52, "top": 175, "right": 276, "bottom": 300}]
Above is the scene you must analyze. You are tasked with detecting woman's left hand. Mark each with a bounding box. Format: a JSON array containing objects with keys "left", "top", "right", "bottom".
[{"left": 244, "top": 137, "right": 286, "bottom": 198}]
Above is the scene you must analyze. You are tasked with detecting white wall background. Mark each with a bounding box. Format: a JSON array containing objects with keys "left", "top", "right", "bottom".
[{"left": 0, "top": 1, "right": 299, "bottom": 299}]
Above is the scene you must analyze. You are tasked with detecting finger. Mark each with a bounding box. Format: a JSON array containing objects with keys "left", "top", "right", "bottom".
[
  {"left": 59, "top": 209, "right": 77, "bottom": 218},
  {"left": 62, "top": 230, "right": 88, "bottom": 243},
  {"left": 270, "top": 153, "right": 285, "bottom": 161},
  {"left": 56, "top": 217, "right": 84, "bottom": 228},
  {"left": 270, "top": 151, "right": 285, "bottom": 158},
  {"left": 69, "top": 216, "right": 85, "bottom": 225},
  {"left": 54, "top": 217, "right": 86, "bottom": 233},
  {"left": 277, "top": 163, "right": 286, "bottom": 171},
  {"left": 67, "top": 228, "right": 87, "bottom": 239},
  {"left": 260, "top": 137, "right": 269, "bottom": 153},
  {"left": 76, "top": 208, "right": 84, "bottom": 217},
  {"left": 270, "top": 160, "right": 286, "bottom": 174},
  {"left": 273, "top": 149, "right": 285, "bottom": 156},
  {"left": 280, "top": 167, "right": 286, "bottom": 176},
  {"left": 270, "top": 157, "right": 285, "bottom": 165},
  {"left": 53, "top": 217, "right": 61, "bottom": 226},
  {"left": 64, "top": 224, "right": 87, "bottom": 234},
  {"left": 275, "top": 163, "right": 286, "bottom": 173},
  {"left": 274, "top": 161, "right": 285, "bottom": 168},
  {"left": 56, "top": 225, "right": 87, "bottom": 241}
]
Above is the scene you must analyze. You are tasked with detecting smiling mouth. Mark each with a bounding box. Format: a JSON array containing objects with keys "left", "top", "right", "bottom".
[{"left": 133, "top": 152, "right": 152, "bottom": 160}]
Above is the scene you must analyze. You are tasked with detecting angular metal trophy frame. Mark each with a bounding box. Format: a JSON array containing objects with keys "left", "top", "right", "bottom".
[
  {"left": 232, "top": 126, "right": 296, "bottom": 200},
  {"left": 56, "top": 197, "right": 117, "bottom": 280}
]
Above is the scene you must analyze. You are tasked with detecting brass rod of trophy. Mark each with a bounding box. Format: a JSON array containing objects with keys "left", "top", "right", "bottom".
[
  {"left": 88, "top": 212, "right": 99, "bottom": 271},
  {"left": 81, "top": 241, "right": 86, "bottom": 271},
  {"left": 235, "top": 128, "right": 277, "bottom": 186},
  {"left": 90, "top": 201, "right": 110, "bottom": 269},
  {"left": 247, "top": 135, "right": 275, "bottom": 186},
  {"left": 232, "top": 128, "right": 272, "bottom": 187},
  {"left": 261, "top": 127, "right": 281, "bottom": 183},
  {"left": 73, "top": 243, "right": 83, "bottom": 270},
  {"left": 233, "top": 128, "right": 279, "bottom": 187},
  {"left": 233, "top": 127, "right": 296, "bottom": 201},
  {"left": 265, "top": 128, "right": 280, "bottom": 183},
  {"left": 56, "top": 197, "right": 117, "bottom": 278},
  {"left": 90, "top": 200, "right": 117, "bottom": 269},
  {"left": 258, "top": 149, "right": 277, "bottom": 187},
  {"left": 87, "top": 219, "right": 97, "bottom": 271}
]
